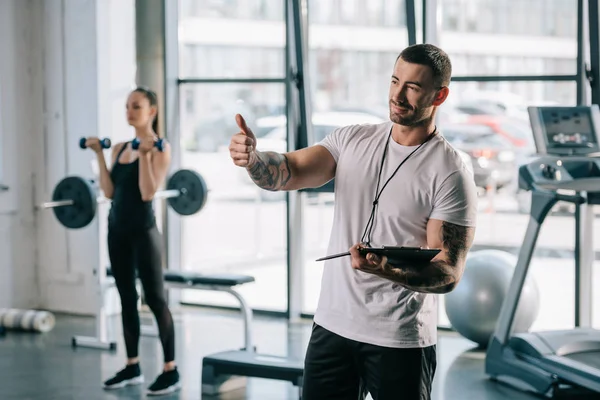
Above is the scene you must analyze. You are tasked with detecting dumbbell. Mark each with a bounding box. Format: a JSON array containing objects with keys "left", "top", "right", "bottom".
[
  {"left": 131, "top": 137, "right": 165, "bottom": 152},
  {"left": 79, "top": 137, "right": 111, "bottom": 149}
]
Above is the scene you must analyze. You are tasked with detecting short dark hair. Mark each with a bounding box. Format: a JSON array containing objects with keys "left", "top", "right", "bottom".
[{"left": 397, "top": 44, "right": 452, "bottom": 88}]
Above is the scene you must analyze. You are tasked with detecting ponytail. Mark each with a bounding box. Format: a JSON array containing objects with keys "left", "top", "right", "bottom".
[
  {"left": 152, "top": 110, "right": 159, "bottom": 137},
  {"left": 133, "top": 86, "right": 160, "bottom": 137}
]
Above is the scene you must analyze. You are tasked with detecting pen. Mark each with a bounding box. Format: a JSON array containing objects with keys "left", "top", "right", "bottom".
[{"left": 315, "top": 251, "right": 351, "bottom": 262}]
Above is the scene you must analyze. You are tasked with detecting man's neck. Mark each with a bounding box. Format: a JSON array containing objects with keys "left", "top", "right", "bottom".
[{"left": 391, "top": 121, "right": 437, "bottom": 146}]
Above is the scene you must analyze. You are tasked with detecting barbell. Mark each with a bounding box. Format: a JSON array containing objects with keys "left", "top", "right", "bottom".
[{"left": 40, "top": 169, "right": 208, "bottom": 229}]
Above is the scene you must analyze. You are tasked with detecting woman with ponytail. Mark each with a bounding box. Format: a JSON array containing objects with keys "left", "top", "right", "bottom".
[{"left": 84, "top": 87, "right": 180, "bottom": 396}]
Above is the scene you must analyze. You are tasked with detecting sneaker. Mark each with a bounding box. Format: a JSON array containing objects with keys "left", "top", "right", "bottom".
[
  {"left": 103, "top": 363, "right": 144, "bottom": 389},
  {"left": 146, "top": 367, "right": 181, "bottom": 396}
]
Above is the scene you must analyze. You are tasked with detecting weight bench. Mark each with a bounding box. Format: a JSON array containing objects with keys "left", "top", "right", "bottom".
[
  {"left": 72, "top": 268, "right": 255, "bottom": 349},
  {"left": 80, "top": 268, "right": 304, "bottom": 398},
  {"left": 102, "top": 268, "right": 255, "bottom": 339}
]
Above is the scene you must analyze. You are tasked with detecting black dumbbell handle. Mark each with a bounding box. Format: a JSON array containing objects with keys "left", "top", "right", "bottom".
[
  {"left": 79, "top": 137, "right": 111, "bottom": 149},
  {"left": 131, "top": 138, "right": 164, "bottom": 152}
]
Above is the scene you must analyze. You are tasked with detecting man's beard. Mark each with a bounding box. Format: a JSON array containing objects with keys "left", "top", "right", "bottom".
[{"left": 390, "top": 105, "right": 425, "bottom": 126}]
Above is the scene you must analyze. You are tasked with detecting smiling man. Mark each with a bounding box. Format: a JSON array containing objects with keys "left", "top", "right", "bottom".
[{"left": 228, "top": 43, "right": 478, "bottom": 400}]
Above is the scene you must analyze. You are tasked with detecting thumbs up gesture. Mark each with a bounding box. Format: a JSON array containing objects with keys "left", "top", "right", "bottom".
[{"left": 229, "top": 114, "right": 258, "bottom": 169}]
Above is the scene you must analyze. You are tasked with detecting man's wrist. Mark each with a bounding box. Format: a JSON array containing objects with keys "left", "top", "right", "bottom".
[{"left": 245, "top": 151, "right": 260, "bottom": 171}]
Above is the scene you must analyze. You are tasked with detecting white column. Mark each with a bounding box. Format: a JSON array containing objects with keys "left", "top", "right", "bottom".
[
  {"left": 34, "top": 0, "right": 101, "bottom": 313},
  {"left": 0, "top": 0, "right": 135, "bottom": 314},
  {"left": 0, "top": 0, "right": 44, "bottom": 309}
]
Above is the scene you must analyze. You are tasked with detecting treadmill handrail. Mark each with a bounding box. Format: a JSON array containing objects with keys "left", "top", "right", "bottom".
[
  {"left": 531, "top": 183, "right": 586, "bottom": 204},
  {"left": 555, "top": 192, "right": 586, "bottom": 204}
]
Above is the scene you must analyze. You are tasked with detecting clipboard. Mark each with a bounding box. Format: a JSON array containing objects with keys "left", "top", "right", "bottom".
[{"left": 316, "top": 246, "right": 441, "bottom": 266}]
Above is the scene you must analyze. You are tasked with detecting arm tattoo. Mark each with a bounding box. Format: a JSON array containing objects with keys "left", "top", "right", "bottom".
[
  {"left": 247, "top": 151, "right": 292, "bottom": 191},
  {"left": 386, "top": 222, "right": 474, "bottom": 293},
  {"left": 393, "top": 265, "right": 456, "bottom": 293},
  {"left": 439, "top": 221, "right": 471, "bottom": 266}
]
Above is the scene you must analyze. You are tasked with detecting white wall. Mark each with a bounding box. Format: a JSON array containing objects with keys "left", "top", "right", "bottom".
[
  {"left": 0, "top": 0, "right": 43, "bottom": 309},
  {"left": 0, "top": 0, "right": 136, "bottom": 315}
]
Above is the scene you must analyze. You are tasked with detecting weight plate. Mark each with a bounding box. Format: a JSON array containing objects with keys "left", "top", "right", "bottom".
[
  {"left": 51, "top": 176, "right": 97, "bottom": 229},
  {"left": 166, "top": 169, "right": 208, "bottom": 216}
]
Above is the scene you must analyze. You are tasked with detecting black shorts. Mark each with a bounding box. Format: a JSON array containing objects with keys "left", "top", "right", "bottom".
[{"left": 302, "top": 324, "right": 437, "bottom": 400}]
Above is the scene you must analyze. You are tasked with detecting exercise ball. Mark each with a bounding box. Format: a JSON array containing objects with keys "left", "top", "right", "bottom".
[{"left": 445, "top": 249, "right": 540, "bottom": 348}]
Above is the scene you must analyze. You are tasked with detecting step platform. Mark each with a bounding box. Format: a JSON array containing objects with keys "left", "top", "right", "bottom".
[{"left": 202, "top": 350, "right": 304, "bottom": 396}]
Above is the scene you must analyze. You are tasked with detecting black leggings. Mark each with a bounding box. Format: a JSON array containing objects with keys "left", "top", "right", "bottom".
[{"left": 107, "top": 225, "right": 175, "bottom": 363}]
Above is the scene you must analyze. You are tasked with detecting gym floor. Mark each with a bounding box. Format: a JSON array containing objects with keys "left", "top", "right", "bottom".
[{"left": 0, "top": 307, "right": 541, "bottom": 400}]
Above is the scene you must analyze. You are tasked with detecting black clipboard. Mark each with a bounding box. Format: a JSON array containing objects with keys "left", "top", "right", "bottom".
[{"left": 316, "top": 246, "right": 441, "bottom": 266}]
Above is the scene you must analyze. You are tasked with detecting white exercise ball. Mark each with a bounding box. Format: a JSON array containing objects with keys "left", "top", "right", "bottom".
[{"left": 445, "top": 250, "right": 540, "bottom": 347}]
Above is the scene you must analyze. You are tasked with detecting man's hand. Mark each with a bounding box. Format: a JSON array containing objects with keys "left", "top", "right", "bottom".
[
  {"left": 229, "top": 114, "right": 291, "bottom": 191},
  {"left": 347, "top": 219, "right": 474, "bottom": 294},
  {"left": 349, "top": 243, "right": 396, "bottom": 278},
  {"left": 229, "top": 114, "right": 259, "bottom": 169}
]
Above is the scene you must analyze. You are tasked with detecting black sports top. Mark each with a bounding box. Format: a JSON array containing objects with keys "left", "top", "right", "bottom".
[{"left": 108, "top": 142, "right": 156, "bottom": 232}]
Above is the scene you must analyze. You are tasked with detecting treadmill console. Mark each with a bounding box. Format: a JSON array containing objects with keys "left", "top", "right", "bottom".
[
  {"left": 521, "top": 106, "right": 600, "bottom": 192},
  {"left": 528, "top": 105, "right": 600, "bottom": 156}
]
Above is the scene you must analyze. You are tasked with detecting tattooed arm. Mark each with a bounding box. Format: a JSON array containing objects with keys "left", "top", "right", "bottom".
[
  {"left": 375, "top": 167, "right": 478, "bottom": 293},
  {"left": 352, "top": 219, "right": 475, "bottom": 294},
  {"left": 246, "top": 146, "right": 336, "bottom": 191},
  {"left": 394, "top": 219, "right": 475, "bottom": 293},
  {"left": 230, "top": 114, "right": 336, "bottom": 191}
]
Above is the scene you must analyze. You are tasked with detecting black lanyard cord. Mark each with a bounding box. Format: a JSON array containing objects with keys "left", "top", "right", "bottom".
[{"left": 360, "top": 126, "right": 437, "bottom": 246}]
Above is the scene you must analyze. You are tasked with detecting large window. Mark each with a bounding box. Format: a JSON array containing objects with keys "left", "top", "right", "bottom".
[
  {"left": 300, "top": 0, "right": 591, "bottom": 334},
  {"left": 436, "top": 81, "right": 581, "bottom": 330},
  {"left": 301, "top": 0, "right": 408, "bottom": 313},
  {"left": 440, "top": 0, "right": 577, "bottom": 38},
  {"left": 0, "top": 83, "right": 3, "bottom": 187},
  {"left": 173, "top": 0, "right": 599, "bottom": 332},
  {"left": 434, "top": 0, "right": 584, "bottom": 332},
  {"left": 179, "top": 0, "right": 284, "bottom": 21},
  {"left": 439, "top": 0, "right": 578, "bottom": 78},
  {"left": 177, "top": 0, "right": 288, "bottom": 312},
  {"left": 310, "top": 0, "right": 406, "bottom": 27},
  {"left": 178, "top": 0, "right": 285, "bottom": 80}
]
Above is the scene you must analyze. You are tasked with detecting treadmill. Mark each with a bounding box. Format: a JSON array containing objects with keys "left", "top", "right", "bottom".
[{"left": 485, "top": 105, "right": 600, "bottom": 398}]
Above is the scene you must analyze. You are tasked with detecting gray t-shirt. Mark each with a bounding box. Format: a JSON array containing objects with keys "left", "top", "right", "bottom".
[{"left": 314, "top": 121, "right": 478, "bottom": 348}]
